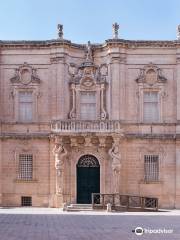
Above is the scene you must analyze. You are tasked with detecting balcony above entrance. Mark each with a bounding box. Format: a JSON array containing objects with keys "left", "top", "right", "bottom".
[{"left": 51, "top": 120, "right": 122, "bottom": 133}]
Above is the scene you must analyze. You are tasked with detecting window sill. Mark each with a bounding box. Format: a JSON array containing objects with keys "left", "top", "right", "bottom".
[
  {"left": 14, "top": 179, "right": 38, "bottom": 183},
  {"left": 139, "top": 180, "right": 162, "bottom": 184}
]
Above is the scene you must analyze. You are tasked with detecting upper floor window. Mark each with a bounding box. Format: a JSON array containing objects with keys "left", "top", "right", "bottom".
[
  {"left": 144, "top": 155, "right": 159, "bottom": 182},
  {"left": 143, "top": 92, "right": 159, "bottom": 123},
  {"left": 19, "top": 91, "right": 33, "bottom": 122},
  {"left": 80, "top": 91, "right": 96, "bottom": 120},
  {"left": 18, "top": 154, "right": 33, "bottom": 180},
  {"left": 136, "top": 63, "right": 167, "bottom": 123}
]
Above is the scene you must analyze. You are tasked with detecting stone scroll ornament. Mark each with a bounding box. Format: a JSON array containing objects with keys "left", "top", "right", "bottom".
[
  {"left": 108, "top": 143, "right": 121, "bottom": 193},
  {"left": 53, "top": 144, "right": 67, "bottom": 194}
]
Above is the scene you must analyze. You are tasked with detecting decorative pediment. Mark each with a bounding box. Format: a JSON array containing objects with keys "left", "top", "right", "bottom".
[
  {"left": 10, "top": 62, "right": 40, "bottom": 85},
  {"left": 68, "top": 42, "right": 108, "bottom": 89},
  {"left": 136, "top": 63, "right": 167, "bottom": 86},
  {"left": 68, "top": 41, "right": 108, "bottom": 120}
]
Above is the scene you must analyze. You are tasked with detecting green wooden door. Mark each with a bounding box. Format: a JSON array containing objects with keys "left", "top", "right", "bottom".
[{"left": 77, "top": 155, "right": 100, "bottom": 204}]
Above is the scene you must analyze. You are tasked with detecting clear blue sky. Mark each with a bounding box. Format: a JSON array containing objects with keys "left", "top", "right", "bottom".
[{"left": 0, "top": 0, "right": 180, "bottom": 43}]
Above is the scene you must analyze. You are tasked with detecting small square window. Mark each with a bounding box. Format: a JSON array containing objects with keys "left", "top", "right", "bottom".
[{"left": 21, "top": 196, "right": 32, "bottom": 206}]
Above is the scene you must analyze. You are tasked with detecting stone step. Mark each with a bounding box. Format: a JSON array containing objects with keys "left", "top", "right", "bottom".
[{"left": 66, "top": 204, "right": 93, "bottom": 211}]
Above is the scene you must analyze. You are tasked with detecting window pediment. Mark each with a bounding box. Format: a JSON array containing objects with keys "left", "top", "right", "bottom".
[
  {"left": 10, "top": 62, "right": 40, "bottom": 85},
  {"left": 136, "top": 62, "right": 167, "bottom": 86},
  {"left": 68, "top": 42, "right": 108, "bottom": 120}
]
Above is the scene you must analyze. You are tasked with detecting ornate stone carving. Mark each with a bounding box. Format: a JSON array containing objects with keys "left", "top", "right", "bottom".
[
  {"left": 108, "top": 142, "right": 121, "bottom": 193},
  {"left": 84, "top": 136, "right": 92, "bottom": 147},
  {"left": 136, "top": 63, "right": 167, "bottom": 86},
  {"left": 112, "top": 22, "right": 119, "bottom": 39},
  {"left": 68, "top": 43, "right": 108, "bottom": 120},
  {"left": 77, "top": 155, "right": 99, "bottom": 168},
  {"left": 53, "top": 143, "right": 67, "bottom": 194},
  {"left": 10, "top": 62, "right": 40, "bottom": 85},
  {"left": 99, "top": 137, "right": 106, "bottom": 148},
  {"left": 57, "top": 24, "right": 63, "bottom": 39}
]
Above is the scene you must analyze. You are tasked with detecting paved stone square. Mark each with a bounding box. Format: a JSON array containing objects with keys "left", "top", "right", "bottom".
[{"left": 0, "top": 208, "right": 180, "bottom": 240}]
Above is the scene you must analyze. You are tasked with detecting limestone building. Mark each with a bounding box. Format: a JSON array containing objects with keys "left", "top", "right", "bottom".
[{"left": 0, "top": 24, "right": 180, "bottom": 209}]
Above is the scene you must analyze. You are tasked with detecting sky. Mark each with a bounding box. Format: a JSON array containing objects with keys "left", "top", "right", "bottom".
[{"left": 0, "top": 0, "right": 180, "bottom": 43}]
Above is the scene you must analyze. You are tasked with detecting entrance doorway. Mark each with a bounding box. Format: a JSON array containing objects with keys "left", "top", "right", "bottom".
[{"left": 77, "top": 155, "right": 100, "bottom": 204}]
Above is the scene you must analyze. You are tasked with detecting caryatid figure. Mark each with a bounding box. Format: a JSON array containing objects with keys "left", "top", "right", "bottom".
[
  {"left": 53, "top": 144, "right": 67, "bottom": 194},
  {"left": 108, "top": 143, "right": 121, "bottom": 193}
]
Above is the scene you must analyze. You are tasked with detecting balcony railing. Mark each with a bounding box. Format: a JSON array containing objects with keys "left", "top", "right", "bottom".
[
  {"left": 51, "top": 120, "right": 121, "bottom": 133},
  {"left": 92, "top": 193, "right": 159, "bottom": 211}
]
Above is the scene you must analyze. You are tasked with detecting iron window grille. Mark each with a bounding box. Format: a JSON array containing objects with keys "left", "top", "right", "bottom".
[
  {"left": 21, "top": 196, "right": 32, "bottom": 206},
  {"left": 144, "top": 155, "right": 159, "bottom": 182},
  {"left": 18, "top": 154, "right": 33, "bottom": 180}
]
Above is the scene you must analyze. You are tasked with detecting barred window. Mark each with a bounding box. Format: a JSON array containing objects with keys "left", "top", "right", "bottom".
[
  {"left": 143, "top": 92, "right": 159, "bottom": 122},
  {"left": 144, "top": 155, "right": 159, "bottom": 182},
  {"left": 21, "top": 196, "right": 32, "bottom": 206},
  {"left": 18, "top": 154, "right": 33, "bottom": 180},
  {"left": 19, "top": 91, "right": 33, "bottom": 122},
  {"left": 80, "top": 91, "right": 96, "bottom": 120}
]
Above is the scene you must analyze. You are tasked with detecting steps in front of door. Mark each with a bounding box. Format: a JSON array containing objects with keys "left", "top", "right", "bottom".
[{"left": 66, "top": 204, "right": 93, "bottom": 212}]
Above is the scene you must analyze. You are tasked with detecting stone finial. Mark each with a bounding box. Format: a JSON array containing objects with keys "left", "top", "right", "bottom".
[
  {"left": 57, "top": 24, "right": 63, "bottom": 39},
  {"left": 112, "top": 22, "right": 119, "bottom": 39},
  {"left": 177, "top": 25, "right": 180, "bottom": 40}
]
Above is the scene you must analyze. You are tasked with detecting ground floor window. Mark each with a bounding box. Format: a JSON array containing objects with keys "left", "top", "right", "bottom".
[
  {"left": 144, "top": 155, "right": 159, "bottom": 182},
  {"left": 21, "top": 196, "right": 32, "bottom": 206},
  {"left": 18, "top": 154, "right": 33, "bottom": 180}
]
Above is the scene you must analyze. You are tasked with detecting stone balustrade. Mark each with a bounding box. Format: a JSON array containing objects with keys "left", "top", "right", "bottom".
[{"left": 51, "top": 120, "right": 121, "bottom": 133}]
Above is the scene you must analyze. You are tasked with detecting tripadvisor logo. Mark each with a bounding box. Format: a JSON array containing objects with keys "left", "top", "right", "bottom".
[
  {"left": 132, "top": 226, "right": 173, "bottom": 235},
  {"left": 132, "top": 227, "right": 144, "bottom": 236}
]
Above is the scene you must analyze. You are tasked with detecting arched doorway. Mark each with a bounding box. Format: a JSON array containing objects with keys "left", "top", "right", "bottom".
[{"left": 77, "top": 155, "right": 100, "bottom": 204}]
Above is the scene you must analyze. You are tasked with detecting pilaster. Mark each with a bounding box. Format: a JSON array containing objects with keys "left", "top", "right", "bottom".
[
  {"left": 50, "top": 54, "right": 67, "bottom": 120},
  {"left": 0, "top": 139, "right": 2, "bottom": 205},
  {"left": 175, "top": 141, "right": 180, "bottom": 208},
  {"left": 109, "top": 50, "right": 126, "bottom": 120},
  {"left": 176, "top": 52, "right": 180, "bottom": 121}
]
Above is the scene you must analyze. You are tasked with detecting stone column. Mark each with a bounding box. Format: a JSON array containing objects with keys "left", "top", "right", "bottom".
[{"left": 50, "top": 54, "right": 67, "bottom": 120}]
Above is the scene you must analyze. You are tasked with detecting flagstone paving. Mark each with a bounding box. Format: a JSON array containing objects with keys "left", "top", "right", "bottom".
[{"left": 0, "top": 208, "right": 180, "bottom": 240}]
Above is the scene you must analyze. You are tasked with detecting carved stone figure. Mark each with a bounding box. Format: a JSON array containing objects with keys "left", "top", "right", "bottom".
[
  {"left": 112, "top": 22, "right": 119, "bottom": 39},
  {"left": 86, "top": 41, "right": 93, "bottom": 61},
  {"left": 57, "top": 24, "right": 63, "bottom": 39},
  {"left": 53, "top": 143, "right": 67, "bottom": 194},
  {"left": 108, "top": 143, "right": 121, "bottom": 193}
]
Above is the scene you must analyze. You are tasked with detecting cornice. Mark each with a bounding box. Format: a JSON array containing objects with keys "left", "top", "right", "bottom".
[{"left": 0, "top": 39, "right": 180, "bottom": 50}]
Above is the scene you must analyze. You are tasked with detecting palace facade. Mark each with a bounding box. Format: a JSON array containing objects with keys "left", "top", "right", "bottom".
[{"left": 0, "top": 24, "right": 180, "bottom": 209}]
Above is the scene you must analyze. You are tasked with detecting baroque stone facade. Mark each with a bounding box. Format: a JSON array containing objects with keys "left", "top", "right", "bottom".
[{"left": 0, "top": 26, "right": 180, "bottom": 209}]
